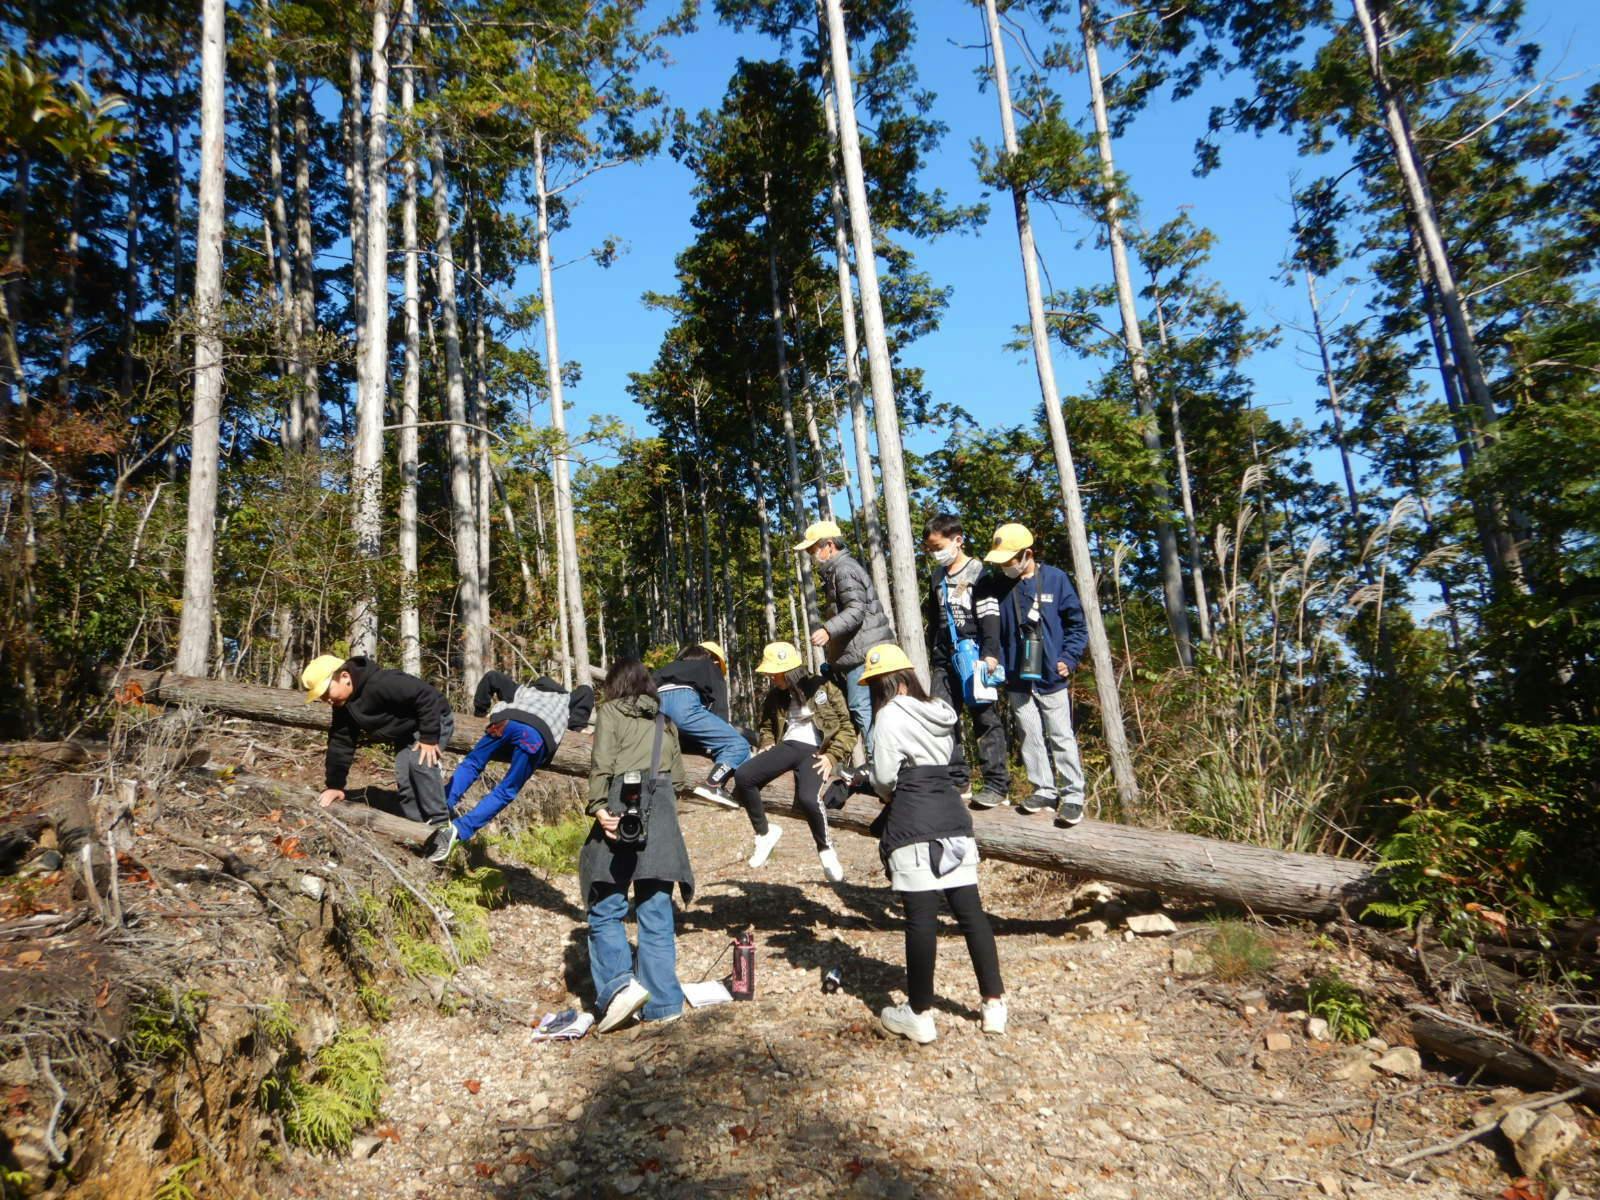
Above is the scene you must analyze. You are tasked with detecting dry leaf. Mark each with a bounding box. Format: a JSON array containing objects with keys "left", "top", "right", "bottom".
[
  {"left": 729, "top": 1124, "right": 751, "bottom": 1143},
  {"left": 464, "top": 1079, "right": 482, "bottom": 1095},
  {"left": 265, "top": 809, "right": 283, "bottom": 824},
  {"left": 374, "top": 1123, "right": 400, "bottom": 1142},
  {"left": 473, "top": 1162, "right": 494, "bottom": 1178},
  {"left": 95, "top": 980, "right": 111, "bottom": 1008},
  {"left": 273, "top": 835, "right": 307, "bottom": 860},
  {"left": 16, "top": 950, "right": 41, "bottom": 966}
]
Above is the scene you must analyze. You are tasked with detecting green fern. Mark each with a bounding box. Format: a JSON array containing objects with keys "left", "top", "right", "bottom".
[
  {"left": 1306, "top": 971, "right": 1373, "bottom": 1043},
  {"left": 153, "top": 1158, "right": 203, "bottom": 1200}
]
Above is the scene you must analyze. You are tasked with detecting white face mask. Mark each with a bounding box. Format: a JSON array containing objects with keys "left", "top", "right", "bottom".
[
  {"left": 931, "top": 543, "right": 957, "bottom": 566},
  {"left": 1002, "top": 558, "right": 1026, "bottom": 579}
]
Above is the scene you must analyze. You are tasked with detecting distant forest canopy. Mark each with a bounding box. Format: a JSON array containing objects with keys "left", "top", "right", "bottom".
[{"left": 0, "top": 0, "right": 1595, "bottom": 928}]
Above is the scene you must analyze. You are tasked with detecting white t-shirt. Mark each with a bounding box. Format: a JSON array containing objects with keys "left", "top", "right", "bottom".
[{"left": 782, "top": 696, "right": 820, "bottom": 747}]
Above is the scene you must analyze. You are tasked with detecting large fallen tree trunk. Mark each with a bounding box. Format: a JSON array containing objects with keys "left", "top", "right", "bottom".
[{"left": 116, "top": 670, "right": 1384, "bottom": 919}]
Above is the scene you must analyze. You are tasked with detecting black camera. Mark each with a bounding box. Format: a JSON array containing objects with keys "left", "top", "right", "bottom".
[{"left": 614, "top": 770, "right": 648, "bottom": 848}]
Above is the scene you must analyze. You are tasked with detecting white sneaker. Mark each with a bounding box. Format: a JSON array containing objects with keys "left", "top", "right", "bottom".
[
  {"left": 982, "top": 998, "right": 1008, "bottom": 1035},
  {"left": 597, "top": 980, "right": 650, "bottom": 1033},
  {"left": 880, "top": 1003, "right": 937, "bottom": 1044},
  {"left": 748, "top": 826, "right": 783, "bottom": 869},
  {"left": 818, "top": 847, "right": 845, "bottom": 883}
]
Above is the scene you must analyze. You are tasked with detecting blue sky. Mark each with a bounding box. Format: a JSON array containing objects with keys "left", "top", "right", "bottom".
[{"left": 511, "top": 0, "right": 1598, "bottom": 497}]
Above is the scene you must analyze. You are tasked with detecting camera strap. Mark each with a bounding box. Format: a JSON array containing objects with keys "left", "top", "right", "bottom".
[{"left": 649, "top": 711, "right": 665, "bottom": 778}]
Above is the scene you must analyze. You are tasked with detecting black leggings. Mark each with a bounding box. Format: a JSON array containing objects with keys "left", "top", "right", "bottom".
[
  {"left": 899, "top": 885, "right": 1003, "bottom": 1013},
  {"left": 732, "top": 740, "right": 830, "bottom": 850}
]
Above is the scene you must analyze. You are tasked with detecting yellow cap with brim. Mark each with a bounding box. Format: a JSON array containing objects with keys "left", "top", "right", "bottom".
[
  {"left": 792, "top": 520, "right": 844, "bottom": 552},
  {"left": 984, "top": 522, "right": 1035, "bottom": 564},
  {"left": 300, "top": 654, "right": 345, "bottom": 704},
  {"left": 755, "top": 641, "right": 804, "bottom": 675},
  {"left": 697, "top": 640, "right": 727, "bottom": 667},
  {"left": 858, "top": 642, "right": 913, "bottom": 682}
]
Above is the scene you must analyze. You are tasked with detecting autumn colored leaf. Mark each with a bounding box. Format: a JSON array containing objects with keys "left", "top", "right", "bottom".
[
  {"left": 272, "top": 835, "right": 307, "bottom": 860},
  {"left": 464, "top": 1079, "right": 482, "bottom": 1095},
  {"left": 374, "top": 1124, "right": 400, "bottom": 1142},
  {"left": 95, "top": 979, "right": 111, "bottom": 1008},
  {"left": 16, "top": 950, "right": 41, "bottom": 966},
  {"left": 729, "top": 1124, "right": 751, "bottom": 1143},
  {"left": 845, "top": 1157, "right": 864, "bottom": 1179},
  {"left": 265, "top": 809, "right": 283, "bottom": 824},
  {"left": 115, "top": 680, "right": 144, "bottom": 705},
  {"left": 116, "top": 853, "right": 152, "bottom": 884},
  {"left": 507, "top": 1152, "right": 537, "bottom": 1167},
  {"left": 473, "top": 1162, "right": 494, "bottom": 1178},
  {"left": 640, "top": 1158, "right": 661, "bottom": 1174}
]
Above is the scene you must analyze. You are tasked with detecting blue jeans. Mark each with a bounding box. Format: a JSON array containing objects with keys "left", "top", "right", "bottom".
[
  {"left": 841, "top": 662, "right": 873, "bottom": 753},
  {"left": 587, "top": 880, "right": 684, "bottom": 1020},
  {"left": 657, "top": 688, "right": 751, "bottom": 771},
  {"left": 444, "top": 720, "right": 545, "bottom": 841}
]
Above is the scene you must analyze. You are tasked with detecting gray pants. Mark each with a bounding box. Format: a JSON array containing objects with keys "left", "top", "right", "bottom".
[
  {"left": 394, "top": 713, "right": 453, "bottom": 825},
  {"left": 1006, "top": 687, "right": 1084, "bottom": 805}
]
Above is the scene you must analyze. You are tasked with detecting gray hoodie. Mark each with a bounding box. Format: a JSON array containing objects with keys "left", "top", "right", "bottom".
[{"left": 869, "top": 695, "right": 959, "bottom": 800}]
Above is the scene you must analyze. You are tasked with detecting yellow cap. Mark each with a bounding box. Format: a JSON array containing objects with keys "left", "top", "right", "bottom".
[
  {"left": 984, "top": 522, "right": 1035, "bottom": 564},
  {"left": 858, "top": 642, "right": 913, "bottom": 682},
  {"left": 697, "top": 640, "right": 727, "bottom": 668},
  {"left": 792, "top": 519, "right": 844, "bottom": 552},
  {"left": 755, "top": 641, "right": 804, "bottom": 675},
  {"left": 300, "top": 653, "right": 345, "bottom": 704}
]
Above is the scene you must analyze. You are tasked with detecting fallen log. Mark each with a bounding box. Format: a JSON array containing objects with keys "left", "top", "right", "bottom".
[
  {"left": 0, "top": 740, "right": 98, "bottom": 766},
  {"left": 116, "top": 669, "right": 1385, "bottom": 920},
  {"left": 1408, "top": 1006, "right": 1600, "bottom": 1109}
]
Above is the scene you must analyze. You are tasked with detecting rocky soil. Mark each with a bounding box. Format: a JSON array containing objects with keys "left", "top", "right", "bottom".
[{"left": 290, "top": 796, "right": 1595, "bottom": 1200}]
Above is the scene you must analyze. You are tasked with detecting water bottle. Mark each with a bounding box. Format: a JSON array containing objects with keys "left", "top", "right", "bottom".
[
  {"left": 1020, "top": 632, "right": 1045, "bottom": 682},
  {"left": 730, "top": 930, "right": 756, "bottom": 1001},
  {"left": 822, "top": 967, "right": 842, "bottom": 995}
]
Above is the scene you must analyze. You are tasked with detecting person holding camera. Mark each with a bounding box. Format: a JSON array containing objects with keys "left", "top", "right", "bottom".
[
  {"left": 732, "top": 640, "right": 858, "bottom": 881},
  {"left": 580, "top": 659, "right": 691, "bottom": 1033},
  {"left": 921, "top": 513, "right": 1010, "bottom": 809},
  {"left": 858, "top": 643, "right": 1006, "bottom": 1044},
  {"left": 984, "top": 523, "right": 1088, "bottom": 826}
]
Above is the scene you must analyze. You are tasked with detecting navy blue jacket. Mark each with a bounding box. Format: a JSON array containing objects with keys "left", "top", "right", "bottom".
[{"left": 991, "top": 563, "right": 1088, "bottom": 695}]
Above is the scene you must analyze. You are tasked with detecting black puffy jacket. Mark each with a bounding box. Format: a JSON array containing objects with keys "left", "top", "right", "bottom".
[
  {"left": 324, "top": 657, "right": 449, "bottom": 789},
  {"left": 818, "top": 551, "right": 896, "bottom": 669}
]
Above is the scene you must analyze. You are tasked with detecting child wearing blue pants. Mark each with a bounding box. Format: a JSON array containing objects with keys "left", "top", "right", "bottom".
[{"left": 652, "top": 642, "right": 750, "bottom": 798}]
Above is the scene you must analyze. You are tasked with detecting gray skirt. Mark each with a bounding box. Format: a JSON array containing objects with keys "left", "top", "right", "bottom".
[{"left": 887, "top": 836, "right": 980, "bottom": 893}]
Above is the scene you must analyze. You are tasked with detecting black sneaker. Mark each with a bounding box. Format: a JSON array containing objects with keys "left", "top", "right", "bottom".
[
  {"left": 706, "top": 762, "right": 734, "bottom": 792},
  {"left": 970, "top": 789, "right": 1008, "bottom": 810},
  {"left": 1018, "top": 792, "right": 1053, "bottom": 815},
  {"left": 1055, "top": 800, "right": 1085, "bottom": 827},
  {"left": 425, "top": 821, "right": 458, "bottom": 864}
]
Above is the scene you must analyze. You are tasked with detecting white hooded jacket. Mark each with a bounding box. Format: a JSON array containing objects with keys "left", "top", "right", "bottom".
[{"left": 869, "top": 695, "right": 959, "bottom": 800}]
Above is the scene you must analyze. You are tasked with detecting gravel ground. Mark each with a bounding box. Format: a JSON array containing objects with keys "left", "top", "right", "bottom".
[{"left": 291, "top": 799, "right": 1555, "bottom": 1200}]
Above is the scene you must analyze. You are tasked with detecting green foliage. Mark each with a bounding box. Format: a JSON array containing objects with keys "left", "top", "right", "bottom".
[
  {"left": 1205, "top": 920, "right": 1277, "bottom": 982},
  {"left": 490, "top": 813, "right": 591, "bottom": 875},
  {"left": 1306, "top": 971, "right": 1373, "bottom": 1044},
  {"left": 356, "top": 984, "right": 394, "bottom": 1024},
  {"left": 2, "top": 1167, "right": 34, "bottom": 1200},
  {"left": 260, "top": 1028, "right": 385, "bottom": 1156},
  {"left": 128, "top": 989, "right": 206, "bottom": 1062},
  {"left": 254, "top": 1000, "right": 296, "bottom": 1048},
  {"left": 152, "top": 1158, "right": 203, "bottom": 1200}
]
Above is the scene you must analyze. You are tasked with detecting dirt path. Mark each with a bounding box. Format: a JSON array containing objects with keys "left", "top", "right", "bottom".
[{"left": 292, "top": 799, "right": 1522, "bottom": 1200}]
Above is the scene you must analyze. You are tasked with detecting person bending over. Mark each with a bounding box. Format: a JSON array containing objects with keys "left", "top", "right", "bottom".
[
  {"left": 304, "top": 654, "right": 454, "bottom": 836},
  {"left": 860, "top": 642, "right": 1006, "bottom": 1045},
  {"left": 580, "top": 659, "right": 691, "bottom": 1033},
  {"left": 733, "top": 641, "right": 858, "bottom": 882},
  {"left": 435, "top": 676, "right": 594, "bottom": 862},
  {"left": 652, "top": 642, "right": 750, "bottom": 801}
]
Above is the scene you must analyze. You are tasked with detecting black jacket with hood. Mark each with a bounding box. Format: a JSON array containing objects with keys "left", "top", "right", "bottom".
[
  {"left": 652, "top": 656, "right": 730, "bottom": 720},
  {"left": 324, "top": 657, "right": 450, "bottom": 790}
]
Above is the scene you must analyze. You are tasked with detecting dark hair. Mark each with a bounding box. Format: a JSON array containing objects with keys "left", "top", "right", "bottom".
[
  {"left": 603, "top": 657, "right": 657, "bottom": 704},
  {"left": 868, "top": 668, "right": 929, "bottom": 713},
  {"left": 924, "top": 513, "right": 963, "bottom": 540},
  {"left": 678, "top": 645, "right": 714, "bottom": 662}
]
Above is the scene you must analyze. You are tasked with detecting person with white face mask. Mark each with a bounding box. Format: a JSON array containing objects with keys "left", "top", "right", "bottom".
[
  {"left": 921, "top": 513, "right": 1010, "bottom": 808},
  {"left": 984, "top": 523, "right": 1089, "bottom": 826}
]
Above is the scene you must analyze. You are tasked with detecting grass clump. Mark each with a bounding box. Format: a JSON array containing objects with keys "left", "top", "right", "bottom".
[
  {"left": 255, "top": 999, "right": 296, "bottom": 1047},
  {"left": 1205, "top": 920, "right": 1277, "bottom": 982},
  {"left": 356, "top": 983, "right": 393, "bottom": 1023},
  {"left": 129, "top": 988, "right": 206, "bottom": 1062},
  {"left": 152, "top": 1157, "right": 203, "bottom": 1200},
  {"left": 1306, "top": 970, "right": 1374, "bottom": 1043},
  {"left": 490, "top": 813, "right": 590, "bottom": 874},
  {"left": 260, "top": 1027, "right": 385, "bottom": 1155}
]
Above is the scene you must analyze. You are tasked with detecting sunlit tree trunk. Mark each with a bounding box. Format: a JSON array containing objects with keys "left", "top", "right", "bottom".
[
  {"left": 982, "top": 0, "right": 1141, "bottom": 810},
  {"left": 822, "top": 0, "right": 927, "bottom": 675},
  {"left": 1151, "top": 296, "right": 1213, "bottom": 642},
  {"left": 469, "top": 215, "right": 494, "bottom": 663},
  {"left": 292, "top": 77, "right": 321, "bottom": 447},
  {"left": 533, "top": 128, "right": 593, "bottom": 689},
  {"left": 396, "top": 0, "right": 421, "bottom": 675},
  {"left": 176, "top": 0, "right": 227, "bottom": 677},
  {"left": 1080, "top": 0, "right": 1194, "bottom": 669}
]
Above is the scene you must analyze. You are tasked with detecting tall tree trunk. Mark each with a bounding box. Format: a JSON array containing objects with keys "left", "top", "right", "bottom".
[
  {"left": 1151, "top": 297, "right": 1213, "bottom": 642},
  {"left": 533, "top": 128, "right": 592, "bottom": 689},
  {"left": 468, "top": 215, "right": 494, "bottom": 663},
  {"left": 754, "top": 477, "right": 779, "bottom": 643},
  {"left": 344, "top": 42, "right": 367, "bottom": 443},
  {"left": 983, "top": 0, "right": 1141, "bottom": 811},
  {"left": 261, "top": 0, "right": 299, "bottom": 451},
  {"left": 119, "top": 75, "right": 144, "bottom": 407},
  {"left": 176, "top": 0, "right": 227, "bottom": 677},
  {"left": 428, "top": 134, "right": 485, "bottom": 690},
  {"left": 349, "top": 0, "right": 390, "bottom": 658},
  {"left": 56, "top": 168, "right": 80, "bottom": 406},
  {"left": 0, "top": 93, "right": 36, "bottom": 719},
  {"left": 292, "top": 76, "right": 320, "bottom": 448},
  {"left": 1301, "top": 269, "right": 1363, "bottom": 530},
  {"left": 817, "top": 8, "right": 892, "bottom": 614},
  {"left": 822, "top": 0, "right": 927, "bottom": 675},
  {"left": 490, "top": 464, "right": 535, "bottom": 610},
  {"left": 1080, "top": 0, "right": 1194, "bottom": 669},
  {"left": 791, "top": 305, "right": 836, "bottom": 521},
  {"left": 553, "top": 453, "right": 573, "bottom": 687},
  {"left": 1350, "top": 0, "right": 1523, "bottom": 594},
  {"left": 763, "top": 202, "right": 821, "bottom": 631},
  {"left": 396, "top": 0, "right": 421, "bottom": 676}
]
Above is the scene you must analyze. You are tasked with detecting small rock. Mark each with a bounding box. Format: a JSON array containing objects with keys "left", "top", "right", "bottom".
[
  {"left": 1317, "top": 1175, "right": 1343, "bottom": 1197},
  {"left": 1515, "top": 1111, "right": 1581, "bottom": 1176},
  {"left": 349, "top": 1134, "right": 384, "bottom": 1159},
  {"left": 612, "top": 1175, "right": 645, "bottom": 1196},
  {"left": 1126, "top": 912, "right": 1178, "bottom": 935},
  {"left": 528, "top": 1092, "right": 550, "bottom": 1113},
  {"left": 1171, "top": 947, "right": 1211, "bottom": 978},
  {"left": 1500, "top": 1106, "right": 1540, "bottom": 1144},
  {"left": 1079, "top": 920, "right": 1109, "bottom": 940},
  {"left": 1362, "top": 1037, "right": 1389, "bottom": 1054},
  {"left": 565, "top": 1102, "right": 584, "bottom": 1122},
  {"left": 1372, "top": 1047, "right": 1421, "bottom": 1080},
  {"left": 1264, "top": 1031, "right": 1292, "bottom": 1053},
  {"left": 1305, "top": 1017, "right": 1331, "bottom": 1042},
  {"left": 555, "top": 1160, "right": 580, "bottom": 1183},
  {"left": 1237, "top": 989, "right": 1267, "bottom": 1009},
  {"left": 1328, "top": 1053, "right": 1376, "bottom": 1086}
]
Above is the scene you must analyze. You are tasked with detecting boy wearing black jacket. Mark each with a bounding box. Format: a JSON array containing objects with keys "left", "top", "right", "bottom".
[
  {"left": 652, "top": 642, "right": 750, "bottom": 797},
  {"left": 302, "top": 654, "right": 455, "bottom": 827}
]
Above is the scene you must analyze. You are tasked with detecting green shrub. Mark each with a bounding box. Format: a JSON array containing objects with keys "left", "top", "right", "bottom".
[
  {"left": 129, "top": 989, "right": 206, "bottom": 1062},
  {"left": 152, "top": 1158, "right": 203, "bottom": 1200},
  {"left": 1205, "top": 920, "right": 1277, "bottom": 982},
  {"left": 490, "top": 813, "right": 591, "bottom": 875},
  {"left": 261, "top": 1027, "right": 385, "bottom": 1155},
  {"left": 255, "top": 1000, "right": 296, "bottom": 1047},
  {"left": 1306, "top": 971, "right": 1373, "bottom": 1043}
]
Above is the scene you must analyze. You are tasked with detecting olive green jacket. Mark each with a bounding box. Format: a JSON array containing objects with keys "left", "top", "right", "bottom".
[
  {"left": 586, "top": 695, "right": 685, "bottom": 812},
  {"left": 756, "top": 674, "right": 858, "bottom": 764}
]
